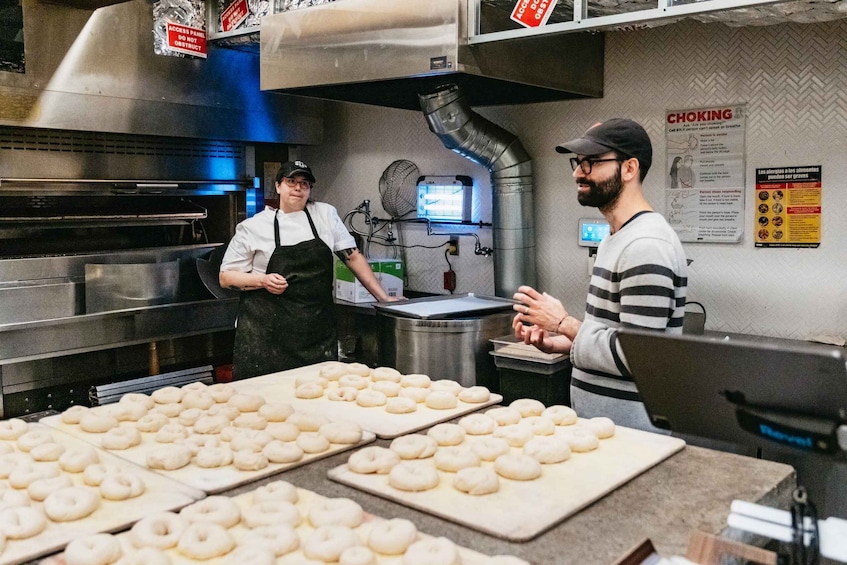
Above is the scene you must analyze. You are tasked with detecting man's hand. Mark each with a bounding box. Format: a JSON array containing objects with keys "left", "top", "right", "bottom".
[
  {"left": 512, "top": 313, "right": 573, "bottom": 354},
  {"left": 512, "top": 285, "right": 568, "bottom": 333}
]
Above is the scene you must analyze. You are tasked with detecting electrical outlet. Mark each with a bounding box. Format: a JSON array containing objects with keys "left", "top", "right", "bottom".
[{"left": 448, "top": 237, "right": 459, "bottom": 256}]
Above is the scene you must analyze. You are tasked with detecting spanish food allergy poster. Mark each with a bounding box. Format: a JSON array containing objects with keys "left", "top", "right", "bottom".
[
  {"left": 754, "top": 166, "right": 821, "bottom": 248},
  {"left": 665, "top": 105, "right": 747, "bottom": 243}
]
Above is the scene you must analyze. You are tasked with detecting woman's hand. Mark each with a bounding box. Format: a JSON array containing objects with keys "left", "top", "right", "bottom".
[
  {"left": 512, "top": 285, "right": 568, "bottom": 333},
  {"left": 262, "top": 273, "right": 289, "bottom": 295}
]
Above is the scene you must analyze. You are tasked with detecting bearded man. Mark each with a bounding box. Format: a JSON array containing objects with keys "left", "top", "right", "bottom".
[{"left": 511, "top": 118, "right": 688, "bottom": 432}]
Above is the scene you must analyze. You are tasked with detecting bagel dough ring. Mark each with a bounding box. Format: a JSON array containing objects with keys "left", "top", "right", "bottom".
[
  {"left": 367, "top": 518, "right": 418, "bottom": 555},
  {"left": 309, "top": 497, "right": 363, "bottom": 528},
  {"left": 370, "top": 366, "right": 402, "bottom": 383},
  {"left": 0, "top": 418, "right": 28, "bottom": 440},
  {"left": 584, "top": 416, "right": 616, "bottom": 439},
  {"left": 240, "top": 524, "right": 300, "bottom": 557},
  {"left": 453, "top": 466, "right": 501, "bottom": 495},
  {"left": 509, "top": 398, "right": 546, "bottom": 417},
  {"left": 400, "top": 373, "right": 431, "bottom": 388},
  {"left": 458, "top": 385, "right": 491, "bottom": 404},
  {"left": 30, "top": 442, "right": 65, "bottom": 462},
  {"left": 177, "top": 407, "right": 204, "bottom": 427},
  {"left": 229, "top": 429, "right": 272, "bottom": 452},
  {"left": 233, "top": 449, "right": 268, "bottom": 471},
  {"left": 227, "top": 393, "right": 265, "bottom": 412},
  {"left": 222, "top": 547, "right": 275, "bottom": 565},
  {"left": 303, "top": 525, "right": 361, "bottom": 562},
  {"left": 494, "top": 453, "right": 543, "bottom": 481},
  {"left": 193, "top": 415, "right": 230, "bottom": 435},
  {"left": 44, "top": 486, "right": 100, "bottom": 521},
  {"left": 16, "top": 429, "right": 54, "bottom": 452},
  {"left": 258, "top": 402, "right": 294, "bottom": 422},
  {"left": 485, "top": 406, "right": 522, "bottom": 426},
  {"left": 493, "top": 424, "right": 534, "bottom": 447},
  {"left": 523, "top": 436, "right": 572, "bottom": 464},
  {"left": 388, "top": 460, "right": 440, "bottom": 492},
  {"left": 58, "top": 446, "right": 99, "bottom": 473},
  {"left": 403, "top": 537, "right": 461, "bottom": 565},
  {"left": 0, "top": 487, "right": 30, "bottom": 509},
  {"left": 207, "top": 404, "right": 241, "bottom": 421},
  {"left": 155, "top": 423, "right": 189, "bottom": 443},
  {"left": 287, "top": 412, "right": 329, "bottom": 432},
  {"left": 319, "top": 421, "right": 363, "bottom": 444},
  {"left": 295, "top": 374, "right": 328, "bottom": 388},
  {"left": 338, "top": 374, "right": 369, "bottom": 390},
  {"left": 120, "top": 392, "right": 155, "bottom": 410},
  {"left": 347, "top": 446, "right": 400, "bottom": 474},
  {"left": 182, "top": 381, "right": 208, "bottom": 392},
  {"left": 426, "top": 423, "right": 466, "bottom": 446},
  {"left": 343, "top": 362, "right": 371, "bottom": 377},
  {"left": 135, "top": 413, "right": 170, "bottom": 433},
  {"left": 458, "top": 413, "right": 498, "bottom": 435},
  {"left": 253, "top": 480, "right": 299, "bottom": 504},
  {"left": 101, "top": 427, "right": 142, "bottom": 450},
  {"left": 194, "top": 446, "right": 234, "bottom": 468},
  {"left": 522, "top": 416, "right": 556, "bottom": 436},
  {"left": 262, "top": 440, "right": 304, "bottom": 464},
  {"left": 27, "top": 475, "right": 73, "bottom": 501},
  {"left": 242, "top": 500, "right": 301, "bottom": 528},
  {"left": 108, "top": 401, "right": 147, "bottom": 422},
  {"left": 340, "top": 546, "right": 378, "bottom": 565},
  {"left": 82, "top": 463, "right": 123, "bottom": 486},
  {"left": 130, "top": 511, "right": 187, "bottom": 549},
  {"left": 146, "top": 445, "right": 192, "bottom": 470},
  {"left": 0, "top": 506, "right": 46, "bottom": 539},
  {"left": 180, "top": 495, "right": 241, "bottom": 528},
  {"left": 208, "top": 383, "right": 236, "bottom": 403},
  {"left": 542, "top": 405, "right": 578, "bottom": 426},
  {"left": 60, "top": 405, "right": 90, "bottom": 425},
  {"left": 385, "top": 396, "right": 417, "bottom": 414},
  {"left": 296, "top": 432, "right": 330, "bottom": 454},
  {"left": 429, "top": 379, "right": 463, "bottom": 396},
  {"left": 356, "top": 389, "right": 387, "bottom": 407},
  {"left": 151, "top": 386, "right": 183, "bottom": 404},
  {"left": 64, "top": 533, "right": 122, "bottom": 565},
  {"left": 389, "top": 434, "right": 438, "bottom": 460},
  {"left": 470, "top": 436, "right": 512, "bottom": 462},
  {"left": 233, "top": 413, "right": 269, "bottom": 430},
  {"left": 100, "top": 472, "right": 145, "bottom": 500},
  {"left": 561, "top": 427, "right": 600, "bottom": 452},
  {"left": 433, "top": 446, "right": 481, "bottom": 472},
  {"left": 266, "top": 422, "right": 300, "bottom": 442},
  {"left": 219, "top": 426, "right": 239, "bottom": 443},
  {"left": 177, "top": 522, "right": 235, "bottom": 561},
  {"left": 424, "top": 391, "right": 458, "bottom": 410},
  {"left": 398, "top": 387, "right": 429, "bottom": 403},
  {"left": 295, "top": 382, "right": 326, "bottom": 399},
  {"left": 179, "top": 434, "right": 220, "bottom": 455},
  {"left": 328, "top": 387, "right": 359, "bottom": 402},
  {"left": 9, "top": 462, "right": 60, "bottom": 489},
  {"left": 319, "top": 361, "right": 350, "bottom": 381},
  {"left": 371, "top": 380, "right": 401, "bottom": 397}
]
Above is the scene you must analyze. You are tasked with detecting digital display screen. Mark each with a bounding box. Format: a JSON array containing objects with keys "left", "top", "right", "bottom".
[{"left": 579, "top": 219, "right": 610, "bottom": 247}]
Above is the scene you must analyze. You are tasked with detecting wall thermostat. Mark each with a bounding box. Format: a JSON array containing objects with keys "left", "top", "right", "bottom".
[{"left": 578, "top": 218, "right": 611, "bottom": 247}]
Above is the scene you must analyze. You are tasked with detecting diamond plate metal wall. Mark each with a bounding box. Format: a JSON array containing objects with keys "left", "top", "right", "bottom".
[{"left": 305, "top": 19, "right": 847, "bottom": 340}]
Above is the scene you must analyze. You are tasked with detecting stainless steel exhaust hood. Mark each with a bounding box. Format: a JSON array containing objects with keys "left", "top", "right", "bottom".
[{"left": 260, "top": 0, "right": 604, "bottom": 109}]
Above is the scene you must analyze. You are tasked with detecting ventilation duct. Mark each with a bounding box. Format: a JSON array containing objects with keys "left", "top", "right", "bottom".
[{"left": 419, "top": 84, "right": 536, "bottom": 298}]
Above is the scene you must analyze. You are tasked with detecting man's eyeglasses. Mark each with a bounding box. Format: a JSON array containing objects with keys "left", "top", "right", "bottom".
[
  {"left": 569, "top": 157, "right": 620, "bottom": 174},
  {"left": 282, "top": 177, "right": 312, "bottom": 189}
]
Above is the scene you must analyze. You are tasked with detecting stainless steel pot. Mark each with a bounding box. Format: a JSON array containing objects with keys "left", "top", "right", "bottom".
[{"left": 377, "top": 311, "right": 513, "bottom": 389}]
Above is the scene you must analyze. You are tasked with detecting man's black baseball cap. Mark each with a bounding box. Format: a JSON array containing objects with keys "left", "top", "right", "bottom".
[{"left": 555, "top": 118, "right": 652, "bottom": 175}]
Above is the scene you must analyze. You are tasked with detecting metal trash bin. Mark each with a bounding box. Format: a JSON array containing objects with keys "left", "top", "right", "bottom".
[{"left": 375, "top": 294, "right": 515, "bottom": 389}]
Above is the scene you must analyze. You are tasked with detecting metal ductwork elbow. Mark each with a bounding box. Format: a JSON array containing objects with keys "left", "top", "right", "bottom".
[{"left": 419, "top": 84, "right": 536, "bottom": 298}]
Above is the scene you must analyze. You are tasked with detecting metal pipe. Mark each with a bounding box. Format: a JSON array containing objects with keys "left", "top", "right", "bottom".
[{"left": 419, "top": 84, "right": 536, "bottom": 297}]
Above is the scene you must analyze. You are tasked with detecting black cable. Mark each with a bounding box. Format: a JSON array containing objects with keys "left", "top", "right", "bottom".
[{"left": 789, "top": 487, "right": 820, "bottom": 565}]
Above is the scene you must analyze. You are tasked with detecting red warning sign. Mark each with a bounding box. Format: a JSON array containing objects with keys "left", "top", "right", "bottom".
[
  {"left": 510, "top": 0, "right": 558, "bottom": 28},
  {"left": 221, "top": 0, "right": 249, "bottom": 33},
  {"left": 166, "top": 22, "right": 207, "bottom": 59}
]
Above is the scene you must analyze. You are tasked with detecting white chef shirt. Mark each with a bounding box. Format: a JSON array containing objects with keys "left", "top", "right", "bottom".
[{"left": 220, "top": 202, "right": 356, "bottom": 275}]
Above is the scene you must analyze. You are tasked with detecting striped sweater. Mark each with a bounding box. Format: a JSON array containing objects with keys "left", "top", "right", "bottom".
[{"left": 570, "top": 211, "right": 688, "bottom": 402}]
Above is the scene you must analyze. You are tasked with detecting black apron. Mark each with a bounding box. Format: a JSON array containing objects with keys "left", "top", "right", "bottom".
[{"left": 232, "top": 207, "right": 337, "bottom": 379}]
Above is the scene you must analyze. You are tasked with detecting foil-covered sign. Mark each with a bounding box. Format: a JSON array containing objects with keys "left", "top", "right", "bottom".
[{"left": 153, "top": 0, "right": 207, "bottom": 59}]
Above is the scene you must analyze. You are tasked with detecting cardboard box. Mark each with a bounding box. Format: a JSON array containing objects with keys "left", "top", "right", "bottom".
[{"left": 335, "top": 259, "right": 404, "bottom": 303}]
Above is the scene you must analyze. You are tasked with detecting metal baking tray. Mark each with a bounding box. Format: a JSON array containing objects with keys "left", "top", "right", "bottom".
[{"left": 372, "top": 293, "right": 517, "bottom": 320}]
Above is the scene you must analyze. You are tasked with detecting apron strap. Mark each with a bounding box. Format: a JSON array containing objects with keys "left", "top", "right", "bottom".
[{"left": 273, "top": 206, "right": 321, "bottom": 248}]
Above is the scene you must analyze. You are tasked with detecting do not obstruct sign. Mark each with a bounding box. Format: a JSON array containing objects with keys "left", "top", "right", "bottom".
[{"left": 510, "top": 0, "right": 558, "bottom": 28}]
